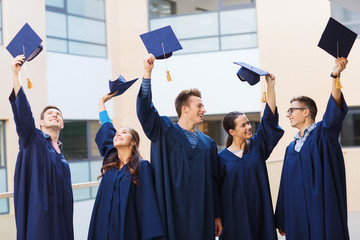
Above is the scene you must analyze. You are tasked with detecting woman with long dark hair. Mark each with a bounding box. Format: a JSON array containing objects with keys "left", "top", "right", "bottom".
[
  {"left": 219, "top": 74, "right": 284, "bottom": 240},
  {"left": 88, "top": 92, "right": 163, "bottom": 240}
]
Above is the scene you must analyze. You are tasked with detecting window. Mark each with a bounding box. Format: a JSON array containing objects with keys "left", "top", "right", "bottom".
[
  {"left": 149, "top": 0, "right": 257, "bottom": 54},
  {"left": 45, "top": 0, "right": 107, "bottom": 57},
  {"left": 0, "top": 121, "right": 9, "bottom": 214},
  {"left": 59, "top": 120, "right": 102, "bottom": 201},
  {"left": 0, "top": 0, "right": 3, "bottom": 45},
  {"left": 341, "top": 107, "right": 360, "bottom": 146},
  {"left": 332, "top": 3, "right": 360, "bottom": 36}
]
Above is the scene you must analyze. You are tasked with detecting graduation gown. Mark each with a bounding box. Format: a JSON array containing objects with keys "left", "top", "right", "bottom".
[
  {"left": 137, "top": 88, "right": 220, "bottom": 240},
  {"left": 88, "top": 122, "right": 164, "bottom": 240},
  {"left": 219, "top": 104, "right": 284, "bottom": 240},
  {"left": 9, "top": 87, "right": 74, "bottom": 240},
  {"left": 275, "top": 94, "right": 349, "bottom": 240}
]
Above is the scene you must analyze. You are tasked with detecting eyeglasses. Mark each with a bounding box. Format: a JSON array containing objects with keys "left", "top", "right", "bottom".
[{"left": 287, "top": 108, "right": 306, "bottom": 115}]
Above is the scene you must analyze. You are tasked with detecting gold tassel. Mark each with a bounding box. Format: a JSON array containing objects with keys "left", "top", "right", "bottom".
[
  {"left": 27, "top": 78, "right": 33, "bottom": 89},
  {"left": 166, "top": 70, "right": 172, "bottom": 82},
  {"left": 261, "top": 91, "right": 266, "bottom": 103},
  {"left": 335, "top": 76, "right": 342, "bottom": 89}
]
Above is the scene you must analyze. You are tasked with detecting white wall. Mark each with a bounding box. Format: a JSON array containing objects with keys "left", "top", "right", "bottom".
[
  {"left": 47, "top": 52, "right": 114, "bottom": 120},
  {"left": 150, "top": 49, "right": 262, "bottom": 117}
]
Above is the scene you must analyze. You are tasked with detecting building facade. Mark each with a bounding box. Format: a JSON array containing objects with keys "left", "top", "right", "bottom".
[{"left": 0, "top": 0, "right": 359, "bottom": 239}]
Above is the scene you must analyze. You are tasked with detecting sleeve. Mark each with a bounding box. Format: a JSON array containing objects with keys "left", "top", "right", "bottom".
[
  {"left": 9, "top": 87, "right": 36, "bottom": 147},
  {"left": 211, "top": 141, "right": 221, "bottom": 218},
  {"left": 322, "top": 93, "right": 348, "bottom": 140},
  {"left": 95, "top": 122, "right": 116, "bottom": 158},
  {"left": 274, "top": 147, "right": 289, "bottom": 231},
  {"left": 252, "top": 103, "right": 284, "bottom": 160},
  {"left": 137, "top": 78, "right": 169, "bottom": 142},
  {"left": 99, "top": 110, "right": 111, "bottom": 125},
  {"left": 136, "top": 161, "right": 164, "bottom": 239}
]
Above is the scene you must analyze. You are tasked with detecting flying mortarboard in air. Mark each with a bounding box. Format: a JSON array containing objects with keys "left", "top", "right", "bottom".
[
  {"left": 140, "top": 25, "right": 183, "bottom": 81},
  {"left": 318, "top": 17, "right": 358, "bottom": 89},
  {"left": 6, "top": 23, "right": 43, "bottom": 89},
  {"left": 109, "top": 75, "right": 139, "bottom": 97},
  {"left": 234, "top": 62, "right": 270, "bottom": 103}
]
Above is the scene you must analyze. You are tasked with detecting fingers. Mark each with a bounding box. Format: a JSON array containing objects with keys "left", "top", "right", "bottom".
[{"left": 13, "top": 55, "right": 25, "bottom": 66}]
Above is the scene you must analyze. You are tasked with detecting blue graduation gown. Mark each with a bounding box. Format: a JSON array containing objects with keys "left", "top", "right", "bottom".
[
  {"left": 9, "top": 87, "right": 74, "bottom": 240},
  {"left": 219, "top": 104, "right": 284, "bottom": 240},
  {"left": 88, "top": 122, "right": 164, "bottom": 240},
  {"left": 137, "top": 88, "right": 220, "bottom": 240},
  {"left": 275, "top": 94, "right": 349, "bottom": 240}
]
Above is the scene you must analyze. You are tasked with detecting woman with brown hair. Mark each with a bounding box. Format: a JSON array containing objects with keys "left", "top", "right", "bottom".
[
  {"left": 219, "top": 74, "right": 284, "bottom": 240},
  {"left": 88, "top": 92, "right": 163, "bottom": 240}
]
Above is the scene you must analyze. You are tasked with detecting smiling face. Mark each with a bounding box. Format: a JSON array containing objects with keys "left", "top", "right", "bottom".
[
  {"left": 40, "top": 108, "right": 64, "bottom": 130},
  {"left": 286, "top": 101, "right": 307, "bottom": 129},
  {"left": 113, "top": 127, "right": 134, "bottom": 149},
  {"left": 229, "top": 114, "right": 252, "bottom": 141},
  {"left": 182, "top": 96, "right": 206, "bottom": 126}
]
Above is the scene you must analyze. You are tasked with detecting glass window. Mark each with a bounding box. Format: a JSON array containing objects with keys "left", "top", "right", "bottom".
[
  {"left": 150, "top": 0, "right": 217, "bottom": 18},
  {"left": 46, "top": 0, "right": 107, "bottom": 57},
  {"left": 60, "top": 122, "right": 88, "bottom": 160},
  {"left": 221, "top": 0, "right": 253, "bottom": 7},
  {"left": 59, "top": 120, "right": 102, "bottom": 201},
  {"left": 0, "top": 120, "right": 9, "bottom": 215},
  {"left": 149, "top": 0, "right": 257, "bottom": 54},
  {"left": 67, "top": 0, "right": 105, "bottom": 20},
  {"left": 0, "top": 0, "right": 3, "bottom": 45},
  {"left": 341, "top": 107, "right": 360, "bottom": 146},
  {"left": 332, "top": 3, "right": 360, "bottom": 36}
]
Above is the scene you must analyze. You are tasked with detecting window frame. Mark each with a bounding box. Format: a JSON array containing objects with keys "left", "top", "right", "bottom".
[
  {"left": 341, "top": 106, "right": 360, "bottom": 147},
  {"left": 45, "top": 0, "right": 108, "bottom": 58},
  {"left": 0, "top": 120, "right": 9, "bottom": 215},
  {"left": 148, "top": 0, "right": 257, "bottom": 55}
]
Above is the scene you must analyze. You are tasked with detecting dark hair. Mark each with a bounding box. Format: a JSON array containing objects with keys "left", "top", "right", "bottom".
[
  {"left": 290, "top": 96, "right": 317, "bottom": 121},
  {"left": 40, "top": 105, "right": 62, "bottom": 120},
  {"left": 174, "top": 88, "right": 202, "bottom": 118},
  {"left": 98, "top": 127, "right": 141, "bottom": 186},
  {"left": 222, "top": 111, "right": 250, "bottom": 153}
]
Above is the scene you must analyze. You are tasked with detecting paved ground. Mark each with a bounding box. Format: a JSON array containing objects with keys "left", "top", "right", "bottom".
[{"left": 74, "top": 199, "right": 360, "bottom": 239}]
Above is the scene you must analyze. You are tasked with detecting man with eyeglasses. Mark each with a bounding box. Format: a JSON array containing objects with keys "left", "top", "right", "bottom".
[{"left": 275, "top": 57, "right": 350, "bottom": 240}]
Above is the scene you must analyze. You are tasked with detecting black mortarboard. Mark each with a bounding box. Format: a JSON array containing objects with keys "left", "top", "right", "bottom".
[
  {"left": 109, "top": 75, "right": 139, "bottom": 97},
  {"left": 6, "top": 23, "right": 43, "bottom": 62},
  {"left": 318, "top": 17, "right": 358, "bottom": 58},
  {"left": 140, "top": 25, "right": 183, "bottom": 60},
  {"left": 234, "top": 62, "right": 269, "bottom": 86}
]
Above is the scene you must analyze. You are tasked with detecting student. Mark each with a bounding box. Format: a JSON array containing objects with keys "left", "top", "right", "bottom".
[
  {"left": 137, "top": 53, "right": 222, "bottom": 240},
  {"left": 219, "top": 74, "right": 284, "bottom": 239},
  {"left": 88, "top": 92, "right": 163, "bottom": 240},
  {"left": 10, "top": 55, "right": 74, "bottom": 240},
  {"left": 275, "top": 57, "right": 350, "bottom": 240}
]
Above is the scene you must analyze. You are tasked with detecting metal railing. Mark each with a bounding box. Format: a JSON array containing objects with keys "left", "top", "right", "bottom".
[{"left": 0, "top": 181, "right": 100, "bottom": 199}]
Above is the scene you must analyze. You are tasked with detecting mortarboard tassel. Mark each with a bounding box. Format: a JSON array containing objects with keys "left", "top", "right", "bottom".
[
  {"left": 23, "top": 45, "right": 33, "bottom": 89},
  {"left": 261, "top": 79, "right": 266, "bottom": 103},
  {"left": 261, "top": 91, "right": 266, "bottom": 103},
  {"left": 335, "top": 41, "right": 342, "bottom": 90},
  {"left": 335, "top": 76, "right": 342, "bottom": 89},
  {"left": 161, "top": 42, "right": 172, "bottom": 82}
]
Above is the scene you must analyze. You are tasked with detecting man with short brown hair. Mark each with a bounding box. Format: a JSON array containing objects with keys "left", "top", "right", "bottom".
[
  {"left": 10, "top": 55, "right": 74, "bottom": 240},
  {"left": 137, "top": 53, "right": 222, "bottom": 240}
]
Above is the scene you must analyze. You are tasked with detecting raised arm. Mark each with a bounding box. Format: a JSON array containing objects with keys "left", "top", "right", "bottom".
[
  {"left": 331, "top": 57, "right": 348, "bottom": 108},
  {"left": 137, "top": 54, "right": 167, "bottom": 141},
  {"left": 322, "top": 57, "right": 349, "bottom": 139},
  {"left": 9, "top": 55, "right": 36, "bottom": 147},
  {"left": 265, "top": 73, "right": 276, "bottom": 115},
  {"left": 12, "top": 55, "right": 25, "bottom": 97},
  {"left": 95, "top": 93, "right": 118, "bottom": 158},
  {"left": 99, "top": 92, "right": 117, "bottom": 125}
]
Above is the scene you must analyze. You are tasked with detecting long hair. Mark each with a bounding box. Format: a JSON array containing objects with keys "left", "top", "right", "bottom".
[
  {"left": 222, "top": 111, "right": 250, "bottom": 153},
  {"left": 98, "top": 127, "right": 141, "bottom": 186}
]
